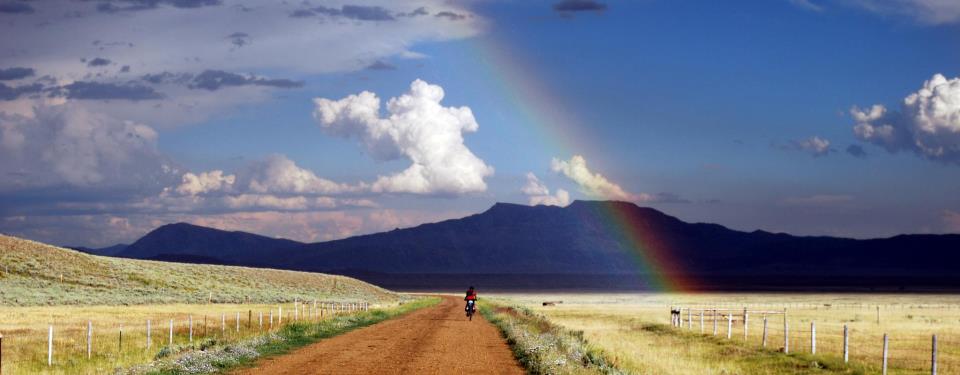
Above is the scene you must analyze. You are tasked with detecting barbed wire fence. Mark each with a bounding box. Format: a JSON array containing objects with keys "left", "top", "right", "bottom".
[
  {"left": 0, "top": 300, "right": 371, "bottom": 374},
  {"left": 671, "top": 304, "right": 955, "bottom": 374}
]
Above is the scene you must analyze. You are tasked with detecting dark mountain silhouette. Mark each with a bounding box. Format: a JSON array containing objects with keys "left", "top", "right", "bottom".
[
  {"left": 95, "top": 201, "right": 960, "bottom": 291},
  {"left": 71, "top": 243, "right": 129, "bottom": 256},
  {"left": 116, "top": 222, "right": 302, "bottom": 265}
]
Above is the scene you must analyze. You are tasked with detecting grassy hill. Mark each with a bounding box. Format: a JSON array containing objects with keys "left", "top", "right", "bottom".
[{"left": 0, "top": 234, "right": 399, "bottom": 306}]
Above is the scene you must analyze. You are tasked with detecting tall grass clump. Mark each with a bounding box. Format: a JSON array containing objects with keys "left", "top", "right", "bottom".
[{"left": 480, "top": 303, "right": 626, "bottom": 375}]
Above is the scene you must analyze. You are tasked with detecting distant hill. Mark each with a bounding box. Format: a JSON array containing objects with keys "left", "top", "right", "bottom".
[
  {"left": 70, "top": 243, "right": 128, "bottom": 256},
  {"left": 0, "top": 234, "right": 398, "bottom": 306},
  {"left": 116, "top": 222, "right": 303, "bottom": 266},
  {"left": 90, "top": 201, "right": 960, "bottom": 291}
]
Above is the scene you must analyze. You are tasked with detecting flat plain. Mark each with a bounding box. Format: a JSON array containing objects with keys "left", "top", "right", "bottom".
[{"left": 494, "top": 293, "right": 960, "bottom": 374}]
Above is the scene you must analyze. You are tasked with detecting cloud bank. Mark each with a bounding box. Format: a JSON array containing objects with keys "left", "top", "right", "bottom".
[{"left": 852, "top": 74, "right": 960, "bottom": 164}]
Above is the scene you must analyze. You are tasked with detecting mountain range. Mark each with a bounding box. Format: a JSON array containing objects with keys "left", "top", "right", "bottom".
[{"left": 77, "top": 200, "right": 960, "bottom": 291}]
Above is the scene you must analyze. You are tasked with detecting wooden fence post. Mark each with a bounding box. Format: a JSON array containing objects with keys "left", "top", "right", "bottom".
[
  {"left": 147, "top": 320, "right": 151, "bottom": 349},
  {"left": 762, "top": 317, "right": 768, "bottom": 347},
  {"left": 248, "top": 310, "right": 252, "bottom": 330},
  {"left": 713, "top": 309, "right": 718, "bottom": 335},
  {"left": 932, "top": 334, "right": 938, "bottom": 375},
  {"left": 221, "top": 314, "right": 225, "bottom": 336},
  {"left": 743, "top": 308, "right": 749, "bottom": 340},
  {"left": 687, "top": 308, "right": 692, "bottom": 329},
  {"left": 259, "top": 312, "right": 263, "bottom": 331},
  {"left": 843, "top": 324, "right": 849, "bottom": 363},
  {"left": 727, "top": 313, "right": 732, "bottom": 339},
  {"left": 119, "top": 324, "right": 122, "bottom": 354},
  {"left": 700, "top": 310, "right": 704, "bottom": 334},
  {"left": 882, "top": 333, "right": 889, "bottom": 375},
  {"left": 811, "top": 321, "right": 816, "bottom": 354},
  {"left": 783, "top": 309, "right": 789, "bottom": 354},
  {"left": 189, "top": 316, "right": 193, "bottom": 343},
  {"left": 877, "top": 306, "right": 881, "bottom": 325},
  {"left": 295, "top": 300, "right": 299, "bottom": 321},
  {"left": 47, "top": 325, "right": 53, "bottom": 366},
  {"left": 236, "top": 312, "right": 240, "bottom": 333},
  {"left": 168, "top": 319, "right": 173, "bottom": 346},
  {"left": 279, "top": 306, "right": 283, "bottom": 325},
  {"left": 269, "top": 311, "right": 273, "bottom": 329},
  {"left": 87, "top": 321, "right": 92, "bottom": 359}
]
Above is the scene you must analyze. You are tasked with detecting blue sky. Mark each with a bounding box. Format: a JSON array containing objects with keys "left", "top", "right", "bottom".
[{"left": 1, "top": 0, "right": 959, "bottom": 246}]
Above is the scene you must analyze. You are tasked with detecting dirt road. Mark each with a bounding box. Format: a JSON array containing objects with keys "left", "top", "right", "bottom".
[{"left": 234, "top": 296, "right": 525, "bottom": 375}]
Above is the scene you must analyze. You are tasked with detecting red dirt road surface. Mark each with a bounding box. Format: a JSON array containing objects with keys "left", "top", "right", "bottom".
[{"left": 234, "top": 296, "right": 525, "bottom": 375}]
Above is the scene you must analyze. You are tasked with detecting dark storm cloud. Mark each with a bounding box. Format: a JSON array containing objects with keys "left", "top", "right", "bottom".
[
  {"left": 62, "top": 81, "right": 165, "bottom": 100},
  {"left": 0, "top": 82, "right": 43, "bottom": 100},
  {"left": 434, "top": 11, "right": 466, "bottom": 20},
  {"left": 366, "top": 60, "right": 396, "bottom": 71},
  {"left": 291, "top": 5, "right": 394, "bottom": 21},
  {"left": 95, "top": 0, "right": 222, "bottom": 13},
  {"left": 120, "top": 65, "right": 131, "bottom": 73},
  {"left": 397, "top": 7, "right": 428, "bottom": 17},
  {"left": 0, "top": 2, "right": 34, "bottom": 14},
  {"left": 846, "top": 144, "right": 868, "bottom": 158},
  {"left": 553, "top": 0, "right": 607, "bottom": 12},
  {"left": 290, "top": 8, "right": 315, "bottom": 18},
  {"left": 226, "top": 32, "right": 251, "bottom": 47},
  {"left": 0, "top": 67, "right": 35, "bottom": 81},
  {"left": 141, "top": 71, "right": 192, "bottom": 84},
  {"left": 87, "top": 57, "right": 112, "bottom": 67},
  {"left": 188, "top": 70, "right": 303, "bottom": 91},
  {"left": 341, "top": 5, "right": 394, "bottom": 20}
]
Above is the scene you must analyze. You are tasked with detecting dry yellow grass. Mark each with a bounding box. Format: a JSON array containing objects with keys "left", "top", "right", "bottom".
[
  {"left": 0, "top": 301, "right": 383, "bottom": 374},
  {"left": 494, "top": 293, "right": 960, "bottom": 374},
  {"left": 0, "top": 234, "right": 398, "bottom": 306},
  {"left": 0, "top": 234, "right": 403, "bottom": 374}
]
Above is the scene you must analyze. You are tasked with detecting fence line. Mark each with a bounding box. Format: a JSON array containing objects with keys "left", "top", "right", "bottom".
[
  {"left": 0, "top": 299, "right": 375, "bottom": 374},
  {"left": 671, "top": 306, "right": 948, "bottom": 374}
]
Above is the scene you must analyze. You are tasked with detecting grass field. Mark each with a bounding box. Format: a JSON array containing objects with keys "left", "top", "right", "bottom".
[
  {"left": 0, "top": 234, "right": 407, "bottom": 374},
  {"left": 494, "top": 293, "right": 960, "bottom": 374},
  {"left": 0, "top": 234, "right": 398, "bottom": 306}
]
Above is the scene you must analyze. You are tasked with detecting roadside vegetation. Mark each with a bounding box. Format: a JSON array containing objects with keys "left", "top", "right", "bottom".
[
  {"left": 499, "top": 293, "right": 959, "bottom": 374},
  {"left": 125, "top": 297, "right": 440, "bottom": 375},
  {"left": 480, "top": 301, "right": 626, "bottom": 375}
]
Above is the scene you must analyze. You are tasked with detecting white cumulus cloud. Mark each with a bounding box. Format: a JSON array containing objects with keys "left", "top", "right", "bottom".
[
  {"left": 246, "top": 154, "right": 361, "bottom": 195},
  {"left": 521, "top": 172, "right": 570, "bottom": 207},
  {"left": 313, "top": 79, "right": 494, "bottom": 195},
  {"left": 550, "top": 155, "right": 650, "bottom": 201},
  {"left": 797, "top": 136, "right": 834, "bottom": 157},
  {"left": 175, "top": 170, "right": 235, "bottom": 196},
  {"left": 852, "top": 73, "right": 960, "bottom": 164}
]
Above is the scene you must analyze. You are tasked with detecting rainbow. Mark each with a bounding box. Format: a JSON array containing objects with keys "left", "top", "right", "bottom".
[{"left": 474, "top": 35, "right": 696, "bottom": 292}]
